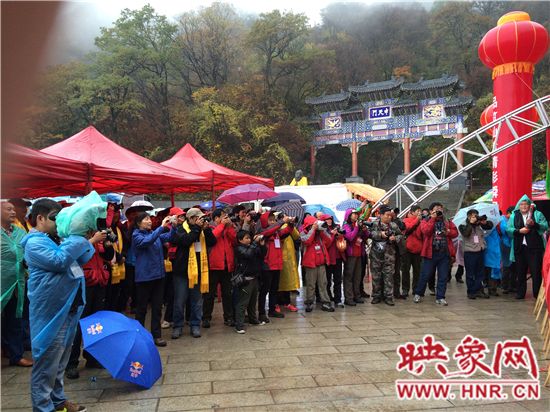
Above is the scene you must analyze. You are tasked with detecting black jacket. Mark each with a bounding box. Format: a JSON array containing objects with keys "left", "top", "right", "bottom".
[
  {"left": 511, "top": 210, "right": 545, "bottom": 252},
  {"left": 234, "top": 241, "right": 267, "bottom": 278},
  {"left": 172, "top": 223, "right": 217, "bottom": 277}
]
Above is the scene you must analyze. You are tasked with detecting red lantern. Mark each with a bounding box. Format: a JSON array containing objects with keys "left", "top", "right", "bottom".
[
  {"left": 480, "top": 104, "right": 539, "bottom": 137},
  {"left": 478, "top": 11, "right": 549, "bottom": 209}
]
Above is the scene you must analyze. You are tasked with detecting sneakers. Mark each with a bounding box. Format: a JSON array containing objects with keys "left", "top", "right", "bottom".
[
  {"left": 467, "top": 294, "right": 476, "bottom": 299},
  {"left": 456, "top": 278, "right": 464, "bottom": 283},
  {"left": 321, "top": 303, "right": 335, "bottom": 312},
  {"left": 154, "top": 338, "right": 167, "bottom": 347},
  {"left": 360, "top": 291, "right": 370, "bottom": 298},
  {"left": 475, "top": 289, "right": 490, "bottom": 299},
  {"left": 268, "top": 310, "right": 285, "bottom": 318},
  {"left": 224, "top": 319, "right": 236, "bottom": 327},
  {"left": 171, "top": 328, "right": 183, "bottom": 339},
  {"left": 393, "top": 294, "right": 406, "bottom": 300},
  {"left": 385, "top": 298, "right": 395, "bottom": 306},
  {"left": 190, "top": 327, "right": 201, "bottom": 338},
  {"left": 161, "top": 320, "right": 171, "bottom": 329},
  {"left": 202, "top": 321, "right": 211, "bottom": 328},
  {"left": 429, "top": 288, "right": 436, "bottom": 296},
  {"left": 501, "top": 289, "right": 509, "bottom": 294},
  {"left": 413, "top": 294, "right": 421, "bottom": 303},
  {"left": 337, "top": 302, "right": 345, "bottom": 308},
  {"left": 236, "top": 326, "right": 245, "bottom": 334},
  {"left": 65, "top": 368, "right": 80, "bottom": 380},
  {"left": 344, "top": 300, "right": 356, "bottom": 306},
  {"left": 275, "top": 304, "right": 282, "bottom": 313},
  {"left": 305, "top": 303, "right": 313, "bottom": 312},
  {"left": 436, "top": 299, "right": 448, "bottom": 306},
  {"left": 284, "top": 304, "right": 298, "bottom": 312},
  {"left": 354, "top": 298, "right": 365, "bottom": 304},
  {"left": 371, "top": 298, "right": 381, "bottom": 304},
  {"left": 249, "top": 320, "right": 266, "bottom": 326},
  {"left": 259, "top": 314, "right": 270, "bottom": 323},
  {"left": 55, "top": 400, "right": 86, "bottom": 412}
]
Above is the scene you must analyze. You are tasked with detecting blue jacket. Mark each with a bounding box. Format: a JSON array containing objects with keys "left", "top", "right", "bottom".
[
  {"left": 21, "top": 230, "right": 95, "bottom": 360},
  {"left": 132, "top": 225, "right": 176, "bottom": 282}
]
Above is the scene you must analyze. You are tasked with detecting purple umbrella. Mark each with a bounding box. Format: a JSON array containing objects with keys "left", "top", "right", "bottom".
[{"left": 217, "top": 184, "right": 278, "bottom": 205}]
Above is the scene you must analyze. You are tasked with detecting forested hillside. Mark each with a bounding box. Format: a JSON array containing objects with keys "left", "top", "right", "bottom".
[{"left": 21, "top": 1, "right": 550, "bottom": 186}]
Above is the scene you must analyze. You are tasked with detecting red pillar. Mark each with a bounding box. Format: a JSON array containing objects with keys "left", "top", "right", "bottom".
[
  {"left": 310, "top": 146, "right": 316, "bottom": 178},
  {"left": 170, "top": 195, "right": 175, "bottom": 208},
  {"left": 351, "top": 141, "right": 358, "bottom": 176},
  {"left": 404, "top": 137, "right": 410, "bottom": 174},
  {"left": 456, "top": 132, "right": 463, "bottom": 171}
]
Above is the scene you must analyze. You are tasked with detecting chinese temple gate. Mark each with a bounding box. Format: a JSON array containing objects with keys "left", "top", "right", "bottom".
[{"left": 305, "top": 74, "right": 473, "bottom": 183}]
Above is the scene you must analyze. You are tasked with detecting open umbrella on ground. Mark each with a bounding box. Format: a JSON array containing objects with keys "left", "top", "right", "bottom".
[
  {"left": 262, "top": 192, "right": 306, "bottom": 207},
  {"left": 303, "top": 204, "right": 339, "bottom": 223},
  {"left": 79, "top": 311, "right": 162, "bottom": 389},
  {"left": 336, "top": 199, "right": 362, "bottom": 211},
  {"left": 452, "top": 203, "right": 500, "bottom": 238},
  {"left": 217, "top": 184, "right": 278, "bottom": 205},
  {"left": 271, "top": 201, "right": 305, "bottom": 227},
  {"left": 199, "top": 200, "right": 226, "bottom": 210}
]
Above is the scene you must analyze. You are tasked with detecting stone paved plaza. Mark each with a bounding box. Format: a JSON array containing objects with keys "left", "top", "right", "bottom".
[{"left": 2, "top": 277, "right": 550, "bottom": 412}]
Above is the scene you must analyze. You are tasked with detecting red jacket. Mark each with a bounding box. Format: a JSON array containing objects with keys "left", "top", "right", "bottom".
[
  {"left": 259, "top": 213, "right": 294, "bottom": 271},
  {"left": 420, "top": 217, "right": 458, "bottom": 259},
  {"left": 403, "top": 216, "right": 423, "bottom": 254},
  {"left": 82, "top": 243, "right": 111, "bottom": 287},
  {"left": 208, "top": 222, "right": 238, "bottom": 272},
  {"left": 300, "top": 216, "right": 333, "bottom": 268}
]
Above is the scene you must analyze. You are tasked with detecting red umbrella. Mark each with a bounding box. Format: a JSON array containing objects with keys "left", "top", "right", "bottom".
[{"left": 217, "top": 184, "right": 278, "bottom": 205}]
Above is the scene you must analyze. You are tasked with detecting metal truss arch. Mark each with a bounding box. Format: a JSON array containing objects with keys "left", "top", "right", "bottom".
[{"left": 372, "top": 95, "right": 550, "bottom": 218}]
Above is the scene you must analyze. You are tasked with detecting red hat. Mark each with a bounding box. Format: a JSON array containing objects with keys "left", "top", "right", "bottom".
[
  {"left": 303, "top": 216, "right": 317, "bottom": 228},
  {"left": 319, "top": 214, "right": 333, "bottom": 221},
  {"left": 169, "top": 207, "right": 185, "bottom": 216}
]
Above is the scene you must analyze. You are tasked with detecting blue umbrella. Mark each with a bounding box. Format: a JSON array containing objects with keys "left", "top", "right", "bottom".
[
  {"left": 336, "top": 199, "right": 362, "bottom": 211},
  {"left": 199, "top": 200, "right": 226, "bottom": 210},
  {"left": 262, "top": 192, "right": 306, "bottom": 207},
  {"left": 79, "top": 311, "right": 162, "bottom": 389},
  {"left": 303, "top": 204, "right": 339, "bottom": 223}
]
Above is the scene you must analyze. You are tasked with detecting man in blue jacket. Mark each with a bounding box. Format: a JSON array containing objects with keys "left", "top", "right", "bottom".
[{"left": 22, "top": 199, "right": 95, "bottom": 412}]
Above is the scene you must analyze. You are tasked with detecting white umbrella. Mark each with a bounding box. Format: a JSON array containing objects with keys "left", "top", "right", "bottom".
[{"left": 452, "top": 203, "right": 500, "bottom": 238}]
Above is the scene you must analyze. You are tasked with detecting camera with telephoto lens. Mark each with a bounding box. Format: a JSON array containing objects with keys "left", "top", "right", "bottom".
[
  {"left": 229, "top": 216, "right": 240, "bottom": 223},
  {"left": 248, "top": 213, "right": 261, "bottom": 222},
  {"left": 364, "top": 220, "right": 375, "bottom": 228},
  {"left": 336, "top": 228, "right": 346, "bottom": 235},
  {"left": 421, "top": 213, "right": 429, "bottom": 219},
  {"left": 385, "top": 229, "right": 396, "bottom": 244},
  {"left": 435, "top": 210, "right": 443, "bottom": 217},
  {"left": 103, "top": 229, "right": 118, "bottom": 243},
  {"left": 479, "top": 214, "right": 487, "bottom": 221},
  {"left": 95, "top": 218, "right": 118, "bottom": 243},
  {"left": 202, "top": 216, "right": 212, "bottom": 223},
  {"left": 317, "top": 220, "right": 327, "bottom": 229}
]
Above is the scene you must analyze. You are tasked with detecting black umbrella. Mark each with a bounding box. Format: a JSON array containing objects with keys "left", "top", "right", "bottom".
[
  {"left": 271, "top": 201, "right": 306, "bottom": 227},
  {"left": 262, "top": 192, "right": 306, "bottom": 207}
]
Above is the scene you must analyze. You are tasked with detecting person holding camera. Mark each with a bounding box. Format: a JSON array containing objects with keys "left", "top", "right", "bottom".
[
  {"left": 171, "top": 208, "right": 217, "bottom": 339},
  {"left": 342, "top": 208, "right": 370, "bottom": 306},
  {"left": 300, "top": 216, "right": 334, "bottom": 312},
  {"left": 202, "top": 209, "right": 238, "bottom": 328},
  {"left": 401, "top": 205, "right": 423, "bottom": 296},
  {"left": 234, "top": 231, "right": 268, "bottom": 333},
  {"left": 321, "top": 214, "right": 346, "bottom": 308},
  {"left": 413, "top": 202, "right": 458, "bottom": 306},
  {"left": 22, "top": 199, "right": 95, "bottom": 412},
  {"left": 459, "top": 209, "right": 494, "bottom": 299},
  {"left": 131, "top": 211, "right": 177, "bottom": 347},
  {"left": 369, "top": 206, "right": 404, "bottom": 306},
  {"left": 257, "top": 211, "right": 295, "bottom": 322},
  {"left": 232, "top": 205, "right": 255, "bottom": 236},
  {"left": 65, "top": 230, "right": 114, "bottom": 379},
  {"left": 506, "top": 195, "right": 548, "bottom": 300}
]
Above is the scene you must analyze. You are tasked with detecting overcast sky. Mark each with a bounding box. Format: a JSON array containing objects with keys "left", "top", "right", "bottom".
[{"left": 42, "top": 0, "right": 434, "bottom": 67}]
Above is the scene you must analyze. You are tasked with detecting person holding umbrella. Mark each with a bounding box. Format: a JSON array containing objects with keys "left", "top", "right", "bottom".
[{"left": 131, "top": 212, "right": 176, "bottom": 347}]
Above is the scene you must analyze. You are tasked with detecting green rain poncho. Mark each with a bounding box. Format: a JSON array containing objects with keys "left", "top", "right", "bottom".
[
  {"left": 1, "top": 224, "right": 27, "bottom": 317},
  {"left": 505, "top": 194, "right": 548, "bottom": 262}
]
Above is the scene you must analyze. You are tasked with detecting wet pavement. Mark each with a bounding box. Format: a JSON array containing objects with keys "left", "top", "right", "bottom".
[{"left": 2, "top": 276, "right": 549, "bottom": 411}]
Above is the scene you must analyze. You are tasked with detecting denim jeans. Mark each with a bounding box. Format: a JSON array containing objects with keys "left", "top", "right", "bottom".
[
  {"left": 173, "top": 274, "right": 202, "bottom": 330},
  {"left": 415, "top": 251, "right": 449, "bottom": 300},
  {"left": 31, "top": 312, "right": 77, "bottom": 412}
]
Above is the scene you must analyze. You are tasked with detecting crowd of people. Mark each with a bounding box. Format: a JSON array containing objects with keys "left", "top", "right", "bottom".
[{"left": 1, "top": 193, "right": 547, "bottom": 412}]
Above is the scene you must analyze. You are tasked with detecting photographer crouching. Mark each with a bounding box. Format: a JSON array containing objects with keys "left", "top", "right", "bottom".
[
  {"left": 459, "top": 209, "right": 493, "bottom": 300},
  {"left": 369, "top": 206, "right": 404, "bottom": 306}
]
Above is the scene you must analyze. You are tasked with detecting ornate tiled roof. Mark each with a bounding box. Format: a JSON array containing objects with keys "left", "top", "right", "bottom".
[
  {"left": 340, "top": 104, "right": 364, "bottom": 114},
  {"left": 392, "top": 98, "right": 417, "bottom": 108},
  {"left": 445, "top": 95, "right": 473, "bottom": 108},
  {"left": 401, "top": 74, "right": 460, "bottom": 92},
  {"left": 349, "top": 76, "right": 404, "bottom": 93},
  {"left": 305, "top": 89, "right": 353, "bottom": 105}
]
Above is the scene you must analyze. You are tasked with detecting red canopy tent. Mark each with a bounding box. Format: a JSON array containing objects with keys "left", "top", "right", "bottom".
[
  {"left": 41, "top": 127, "right": 211, "bottom": 195},
  {"left": 2, "top": 143, "right": 90, "bottom": 198},
  {"left": 161, "top": 143, "right": 274, "bottom": 206}
]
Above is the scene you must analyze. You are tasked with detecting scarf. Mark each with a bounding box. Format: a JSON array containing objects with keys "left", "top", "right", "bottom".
[
  {"left": 183, "top": 221, "right": 209, "bottom": 293},
  {"left": 111, "top": 227, "right": 126, "bottom": 284}
]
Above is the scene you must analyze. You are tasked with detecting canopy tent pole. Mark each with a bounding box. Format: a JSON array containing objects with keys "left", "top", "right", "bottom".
[
  {"left": 171, "top": 194, "right": 175, "bottom": 208},
  {"left": 85, "top": 163, "right": 93, "bottom": 195},
  {"left": 211, "top": 185, "right": 216, "bottom": 210}
]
